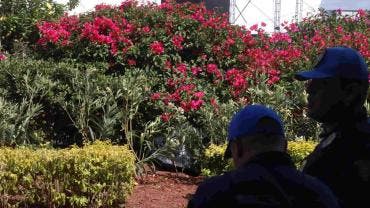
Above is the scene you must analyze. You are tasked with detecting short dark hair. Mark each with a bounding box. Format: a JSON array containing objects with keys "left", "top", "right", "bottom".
[
  {"left": 233, "top": 117, "right": 286, "bottom": 154},
  {"left": 340, "top": 78, "right": 369, "bottom": 106}
]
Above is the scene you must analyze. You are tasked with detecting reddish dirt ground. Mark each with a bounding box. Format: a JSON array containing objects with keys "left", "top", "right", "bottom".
[{"left": 125, "top": 171, "right": 204, "bottom": 208}]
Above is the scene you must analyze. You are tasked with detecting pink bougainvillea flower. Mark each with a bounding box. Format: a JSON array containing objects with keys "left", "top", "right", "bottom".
[
  {"left": 150, "top": 93, "right": 161, "bottom": 101},
  {"left": 249, "top": 24, "right": 258, "bottom": 31},
  {"left": 269, "top": 32, "right": 292, "bottom": 43},
  {"left": 95, "top": 4, "right": 113, "bottom": 11},
  {"left": 175, "top": 63, "right": 187, "bottom": 75},
  {"left": 150, "top": 41, "right": 164, "bottom": 55},
  {"left": 37, "top": 20, "right": 72, "bottom": 46},
  {"left": 191, "top": 66, "right": 202, "bottom": 76},
  {"left": 357, "top": 9, "right": 366, "bottom": 18},
  {"left": 166, "top": 78, "right": 176, "bottom": 88},
  {"left": 178, "top": 84, "right": 195, "bottom": 93},
  {"left": 127, "top": 59, "right": 136, "bottom": 66},
  {"left": 0, "top": 53, "right": 7, "bottom": 61},
  {"left": 206, "top": 64, "right": 218, "bottom": 74},
  {"left": 169, "top": 92, "right": 181, "bottom": 103},
  {"left": 225, "top": 37, "right": 235, "bottom": 46},
  {"left": 160, "top": 113, "right": 171, "bottom": 122},
  {"left": 172, "top": 35, "right": 184, "bottom": 50},
  {"left": 193, "top": 91, "right": 205, "bottom": 99},
  {"left": 180, "top": 101, "right": 191, "bottom": 112},
  {"left": 190, "top": 99, "right": 204, "bottom": 110},
  {"left": 142, "top": 26, "right": 151, "bottom": 33},
  {"left": 210, "top": 97, "right": 218, "bottom": 108}
]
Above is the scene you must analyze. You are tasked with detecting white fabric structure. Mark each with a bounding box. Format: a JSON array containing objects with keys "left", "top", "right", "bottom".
[
  {"left": 320, "top": 0, "right": 370, "bottom": 11},
  {"left": 56, "top": 0, "right": 161, "bottom": 14}
]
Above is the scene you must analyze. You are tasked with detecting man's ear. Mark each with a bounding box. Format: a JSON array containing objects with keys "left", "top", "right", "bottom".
[
  {"left": 282, "top": 139, "right": 288, "bottom": 151},
  {"left": 342, "top": 82, "right": 360, "bottom": 106},
  {"left": 237, "top": 143, "right": 244, "bottom": 158},
  {"left": 231, "top": 141, "right": 243, "bottom": 158}
]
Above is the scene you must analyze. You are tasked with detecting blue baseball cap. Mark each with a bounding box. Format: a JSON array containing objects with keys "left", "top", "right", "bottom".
[
  {"left": 224, "top": 104, "right": 285, "bottom": 158},
  {"left": 295, "top": 47, "right": 368, "bottom": 81}
]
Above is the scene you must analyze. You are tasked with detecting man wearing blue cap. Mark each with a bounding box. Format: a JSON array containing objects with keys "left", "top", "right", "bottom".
[
  {"left": 295, "top": 46, "right": 370, "bottom": 207},
  {"left": 188, "top": 104, "right": 339, "bottom": 208}
]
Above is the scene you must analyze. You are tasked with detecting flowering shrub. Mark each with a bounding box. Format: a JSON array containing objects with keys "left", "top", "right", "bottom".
[
  {"left": 36, "top": 1, "right": 369, "bottom": 110},
  {"left": 1, "top": 0, "right": 369, "bottom": 173},
  {"left": 286, "top": 9, "right": 369, "bottom": 64},
  {"left": 0, "top": 0, "right": 77, "bottom": 53}
]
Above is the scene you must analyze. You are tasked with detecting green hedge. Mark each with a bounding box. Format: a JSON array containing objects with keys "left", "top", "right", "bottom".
[
  {"left": 287, "top": 139, "right": 317, "bottom": 168},
  {"left": 0, "top": 141, "right": 136, "bottom": 207},
  {"left": 201, "top": 140, "right": 317, "bottom": 176}
]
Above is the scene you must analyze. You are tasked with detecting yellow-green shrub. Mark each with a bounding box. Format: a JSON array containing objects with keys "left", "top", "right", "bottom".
[
  {"left": 287, "top": 139, "right": 317, "bottom": 169},
  {"left": 201, "top": 140, "right": 318, "bottom": 176},
  {"left": 201, "top": 143, "right": 233, "bottom": 177},
  {"left": 0, "top": 141, "right": 136, "bottom": 208}
]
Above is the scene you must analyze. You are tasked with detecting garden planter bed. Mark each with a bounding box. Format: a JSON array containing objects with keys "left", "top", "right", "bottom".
[{"left": 126, "top": 171, "right": 204, "bottom": 208}]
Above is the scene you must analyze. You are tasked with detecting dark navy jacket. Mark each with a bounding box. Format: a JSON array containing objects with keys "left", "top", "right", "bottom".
[
  {"left": 188, "top": 151, "right": 339, "bottom": 208},
  {"left": 303, "top": 118, "right": 370, "bottom": 208}
]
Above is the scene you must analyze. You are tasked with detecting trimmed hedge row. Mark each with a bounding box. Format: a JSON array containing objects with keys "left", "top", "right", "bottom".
[
  {"left": 201, "top": 140, "right": 317, "bottom": 176},
  {"left": 0, "top": 141, "right": 136, "bottom": 208}
]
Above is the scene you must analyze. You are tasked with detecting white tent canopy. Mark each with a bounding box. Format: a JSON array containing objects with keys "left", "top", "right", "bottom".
[{"left": 320, "top": 0, "right": 370, "bottom": 11}]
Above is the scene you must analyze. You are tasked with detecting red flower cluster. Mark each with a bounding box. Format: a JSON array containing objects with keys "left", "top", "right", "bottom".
[
  {"left": 0, "top": 53, "right": 6, "bottom": 61},
  {"left": 81, "top": 16, "right": 133, "bottom": 55},
  {"left": 37, "top": 19, "right": 71, "bottom": 46},
  {"left": 35, "top": 1, "right": 369, "bottom": 121},
  {"left": 81, "top": 17, "right": 120, "bottom": 44},
  {"left": 95, "top": 4, "right": 113, "bottom": 11},
  {"left": 172, "top": 35, "right": 184, "bottom": 50},
  {"left": 157, "top": 77, "right": 207, "bottom": 114},
  {"left": 160, "top": 112, "right": 171, "bottom": 122},
  {"left": 150, "top": 41, "right": 165, "bottom": 55},
  {"left": 226, "top": 68, "right": 248, "bottom": 97},
  {"left": 175, "top": 63, "right": 187, "bottom": 75},
  {"left": 269, "top": 32, "right": 292, "bottom": 44},
  {"left": 206, "top": 64, "right": 222, "bottom": 80},
  {"left": 191, "top": 66, "right": 202, "bottom": 76}
]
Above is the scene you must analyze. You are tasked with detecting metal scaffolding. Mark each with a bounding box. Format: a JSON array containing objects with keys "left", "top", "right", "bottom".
[
  {"left": 295, "top": 0, "right": 303, "bottom": 22},
  {"left": 230, "top": 0, "right": 251, "bottom": 24},
  {"left": 230, "top": 0, "right": 278, "bottom": 27},
  {"left": 273, "top": 0, "right": 281, "bottom": 32}
]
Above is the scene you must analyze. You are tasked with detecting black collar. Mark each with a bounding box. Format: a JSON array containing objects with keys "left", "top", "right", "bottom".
[
  {"left": 243, "top": 151, "right": 295, "bottom": 169},
  {"left": 321, "top": 117, "right": 370, "bottom": 137}
]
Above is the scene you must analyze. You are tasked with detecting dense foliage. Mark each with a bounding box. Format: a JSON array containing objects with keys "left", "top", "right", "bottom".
[
  {"left": 0, "top": 0, "right": 369, "bottom": 173},
  {"left": 0, "top": 0, "right": 79, "bottom": 53},
  {"left": 0, "top": 141, "right": 136, "bottom": 207}
]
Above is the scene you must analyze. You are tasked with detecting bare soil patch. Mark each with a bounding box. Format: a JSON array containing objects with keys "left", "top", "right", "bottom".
[{"left": 125, "top": 171, "right": 204, "bottom": 208}]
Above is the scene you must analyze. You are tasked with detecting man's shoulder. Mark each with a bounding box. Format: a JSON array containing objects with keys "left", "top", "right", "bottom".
[
  {"left": 188, "top": 173, "right": 233, "bottom": 208},
  {"left": 296, "top": 170, "right": 336, "bottom": 192},
  {"left": 197, "top": 173, "right": 232, "bottom": 193},
  {"left": 190, "top": 164, "right": 275, "bottom": 206},
  {"left": 353, "top": 118, "right": 370, "bottom": 136},
  {"left": 192, "top": 172, "right": 233, "bottom": 202},
  {"left": 349, "top": 119, "right": 370, "bottom": 155},
  {"left": 193, "top": 164, "right": 270, "bottom": 195}
]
